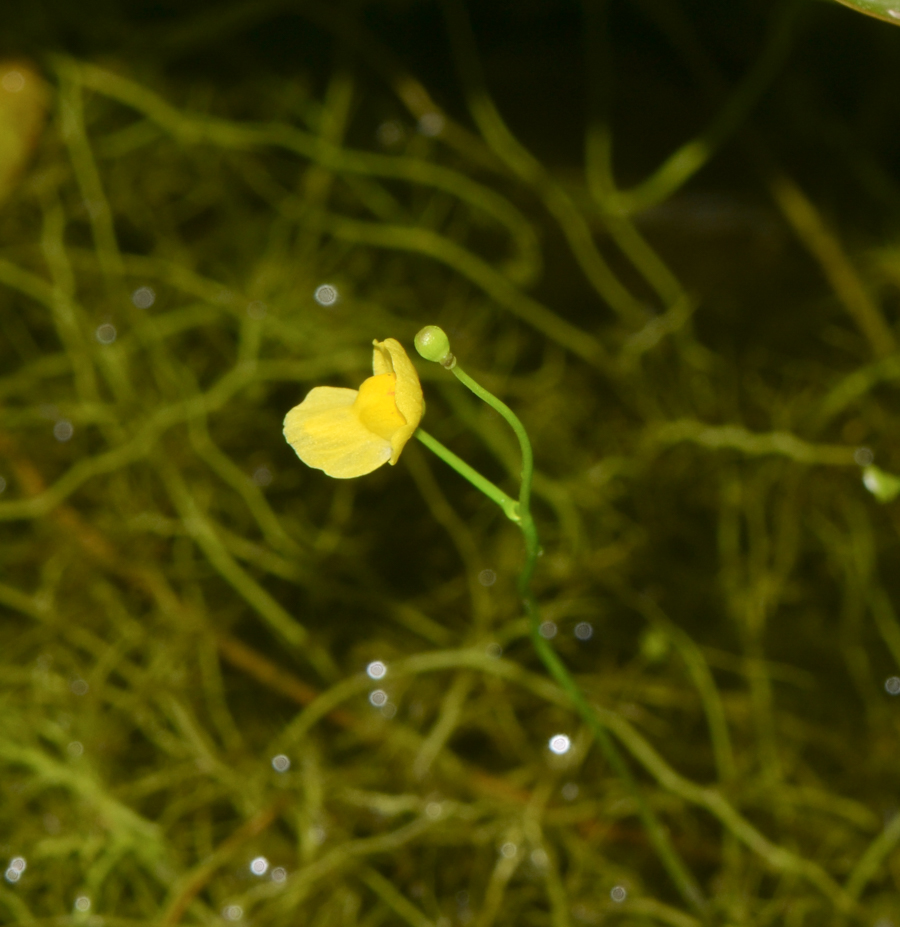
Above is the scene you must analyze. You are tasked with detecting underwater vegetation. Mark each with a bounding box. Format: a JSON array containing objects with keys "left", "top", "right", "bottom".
[{"left": 2, "top": 0, "right": 900, "bottom": 924}]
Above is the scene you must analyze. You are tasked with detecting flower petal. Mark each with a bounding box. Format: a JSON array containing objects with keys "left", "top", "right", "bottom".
[
  {"left": 354, "top": 373, "right": 406, "bottom": 440},
  {"left": 283, "top": 386, "right": 392, "bottom": 478},
  {"left": 372, "top": 338, "right": 424, "bottom": 464}
]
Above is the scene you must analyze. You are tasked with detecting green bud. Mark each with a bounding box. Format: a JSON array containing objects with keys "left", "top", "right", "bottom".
[{"left": 414, "top": 325, "right": 454, "bottom": 366}]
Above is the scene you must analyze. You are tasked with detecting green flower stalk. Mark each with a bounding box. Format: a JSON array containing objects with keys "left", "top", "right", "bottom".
[{"left": 414, "top": 325, "right": 708, "bottom": 918}]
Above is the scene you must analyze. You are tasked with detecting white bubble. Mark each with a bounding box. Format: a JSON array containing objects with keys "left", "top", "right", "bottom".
[
  {"left": 478, "top": 569, "right": 497, "bottom": 586},
  {"left": 271, "top": 754, "right": 290, "bottom": 772},
  {"left": 131, "top": 286, "right": 156, "bottom": 309},
  {"left": 69, "top": 678, "right": 89, "bottom": 695},
  {"left": 8, "top": 858, "right": 26, "bottom": 874},
  {"left": 74, "top": 896, "right": 91, "bottom": 913},
  {"left": 425, "top": 801, "right": 443, "bottom": 820},
  {"left": 485, "top": 642, "right": 502, "bottom": 658},
  {"left": 1, "top": 71, "right": 25, "bottom": 93},
  {"left": 499, "top": 842, "right": 517, "bottom": 859},
  {"left": 561, "top": 782, "right": 579, "bottom": 801},
  {"left": 4, "top": 868, "right": 20, "bottom": 884},
  {"left": 251, "top": 466, "right": 272, "bottom": 487},
  {"left": 418, "top": 113, "right": 445, "bottom": 137},
  {"left": 885, "top": 676, "right": 900, "bottom": 696},
  {"left": 95, "top": 323, "right": 117, "bottom": 344},
  {"left": 246, "top": 300, "right": 267, "bottom": 319},
  {"left": 610, "top": 885, "right": 627, "bottom": 902},
  {"left": 381, "top": 702, "right": 397, "bottom": 719},
  {"left": 548, "top": 734, "right": 571, "bottom": 755},
  {"left": 854, "top": 447, "right": 874, "bottom": 467},
  {"left": 366, "top": 661, "right": 387, "bottom": 680},
  {"left": 54, "top": 420, "right": 74, "bottom": 442},
  {"left": 222, "top": 904, "right": 243, "bottom": 921},
  {"left": 369, "top": 689, "right": 388, "bottom": 707},
  {"left": 539, "top": 621, "right": 557, "bottom": 639},
  {"left": 574, "top": 622, "right": 593, "bottom": 641},
  {"left": 314, "top": 284, "right": 339, "bottom": 306},
  {"left": 67, "top": 741, "right": 84, "bottom": 757},
  {"left": 530, "top": 848, "right": 548, "bottom": 868},
  {"left": 376, "top": 121, "right": 404, "bottom": 147},
  {"left": 271, "top": 866, "right": 287, "bottom": 883},
  {"left": 249, "top": 856, "right": 269, "bottom": 876}
]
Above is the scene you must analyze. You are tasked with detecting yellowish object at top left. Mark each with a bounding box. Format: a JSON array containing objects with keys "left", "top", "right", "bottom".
[
  {"left": 0, "top": 61, "right": 49, "bottom": 206},
  {"left": 283, "top": 338, "right": 424, "bottom": 479}
]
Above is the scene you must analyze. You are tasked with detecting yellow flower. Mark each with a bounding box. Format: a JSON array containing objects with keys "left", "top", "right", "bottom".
[{"left": 283, "top": 338, "right": 424, "bottom": 479}]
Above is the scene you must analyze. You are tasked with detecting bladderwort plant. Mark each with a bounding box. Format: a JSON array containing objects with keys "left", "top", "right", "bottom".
[{"left": 284, "top": 325, "right": 709, "bottom": 918}]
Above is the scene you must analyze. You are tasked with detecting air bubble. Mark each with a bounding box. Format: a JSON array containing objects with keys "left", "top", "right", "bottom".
[
  {"left": 95, "top": 323, "right": 117, "bottom": 344},
  {"left": 131, "top": 286, "right": 155, "bottom": 309},
  {"left": 314, "top": 284, "right": 339, "bottom": 306},
  {"left": 548, "top": 734, "right": 571, "bottom": 755},
  {"left": 54, "top": 420, "right": 74, "bottom": 442}
]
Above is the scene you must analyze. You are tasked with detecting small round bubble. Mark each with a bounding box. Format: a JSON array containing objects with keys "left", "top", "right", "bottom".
[
  {"left": 376, "top": 121, "right": 404, "bottom": 147},
  {"left": 4, "top": 868, "right": 20, "bottom": 884},
  {"left": 574, "top": 622, "right": 594, "bottom": 641},
  {"left": 271, "top": 754, "right": 290, "bottom": 772},
  {"left": 314, "top": 284, "right": 339, "bottom": 306},
  {"left": 425, "top": 801, "right": 443, "bottom": 820},
  {"left": 485, "top": 642, "right": 502, "bottom": 658},
  {"left": 74, "top": 896, "right": 91, "bottom": 913},
  {"left": 222, "top": 904, "right": 243, "bottom": 921},
  {"left": 885, "top": 676, "right": 900, "bottom": 696},
  {"left": 8, "top": 858, "right": 26, "bottom": 874},
  {"left": 54, "top": 420, "right": 74, "bottom": 442},
  {"left": 251, "top": 466, "right": 272, "bottom": 487},
  {"left": 610, "top": 885, "right": 627, "bottom": 903},
  {"left": 67, "top": 741, "right": 84, "bottom": 757},
  {"left": 366, "top": 661, "right": 387, "bottom": 680},
  {"left": 478, "top": 569, "right": 497, "bottom": 587},
  {"left": 418, "top": 113, "right": 445, "bottom": 136},
  {"left": 249, "top": 856, "right": 269, "bottom": 876},
  {"left": 2, "top": 70, "right": 25, "bottom": 93},
  {"left": 70, "top": 678, "right": 89, "bottom": 695},
  {"left": 369, "top": 689, "right": 388, "bottom": 707},
  {"left": 561, "top": 782, "right": 579, "bottom": 801},
  {"left": 499, "top": 842, "right": 517, "bottom": 859},
  {"left": 548, "top": 734, "right": 571, "bottom": 755},
  {"left": 95, "top": 323, "right": 117, "bottom": 344},
  {"left": 530, "top": 848, "right": 548, "bottom": 868},
  {"left": 271, "top": 866, "right": 287, "bottom": 883},
  {"left": 854, "top": 446, "right": 874, "bottom": 467},
  {"left": 539, "top": 621, "right": 557, "bottom": 639},
  {"left": 131, "top": 286, "right": 156, "bottom": 309}
]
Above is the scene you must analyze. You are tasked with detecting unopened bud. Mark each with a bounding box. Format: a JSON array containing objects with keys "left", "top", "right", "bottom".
[{"left": 414, "top": 325, "right": 454, "bottom": 366}]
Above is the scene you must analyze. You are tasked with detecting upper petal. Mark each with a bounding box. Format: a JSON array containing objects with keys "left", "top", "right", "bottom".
[{"left": 372, "top": 338, "right": 424, "bottom": 464}]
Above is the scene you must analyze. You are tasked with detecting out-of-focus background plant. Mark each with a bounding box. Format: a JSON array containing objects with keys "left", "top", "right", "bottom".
[{"left": 2, "top": 1, "right": 900, "bottom": 924}]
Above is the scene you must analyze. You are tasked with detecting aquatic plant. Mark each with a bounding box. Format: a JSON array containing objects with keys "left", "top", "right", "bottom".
[{"left": 2, "top": 2, "right": 900, "bottom": 926}]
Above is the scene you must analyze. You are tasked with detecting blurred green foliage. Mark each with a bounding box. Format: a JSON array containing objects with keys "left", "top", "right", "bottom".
[{"left": 2, "top": 1, "right": 900, "bottom": 925}]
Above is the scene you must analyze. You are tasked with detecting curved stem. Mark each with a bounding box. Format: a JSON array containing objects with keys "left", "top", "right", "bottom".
[
  {"left": 425, "top": 359, "right": 709, "bottom": 918},
  {"left": 414, "top": 428, "right": 520, "bottom": 523}
]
